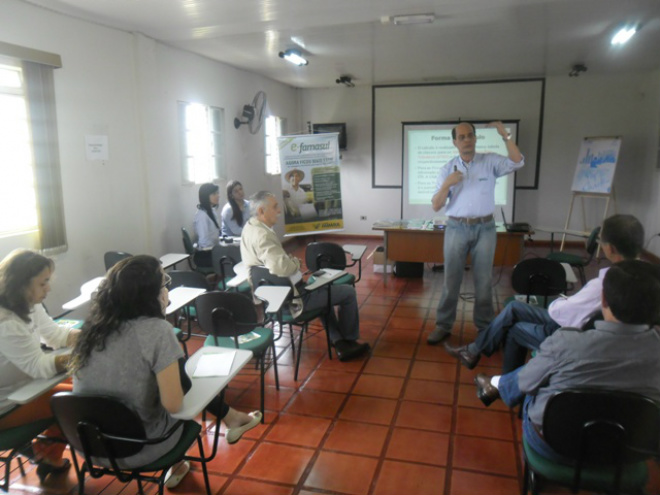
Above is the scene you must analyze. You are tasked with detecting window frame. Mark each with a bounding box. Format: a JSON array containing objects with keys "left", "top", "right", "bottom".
[{"left": 177, "top": 101, "right": 226, "bottom": 185}]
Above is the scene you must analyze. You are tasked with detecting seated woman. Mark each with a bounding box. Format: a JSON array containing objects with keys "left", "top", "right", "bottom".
[
  {"left": 193, "top": 182, "right": 221, "bottom": 267},
  {"left": 70, "top": 255, "right": 260, "bottom": 487},
  {"left": 221, "top": 180, "right": 249, "bottom": 237},
  {"left": 0, "top": 249, "right": 80, "bottom": 482}
]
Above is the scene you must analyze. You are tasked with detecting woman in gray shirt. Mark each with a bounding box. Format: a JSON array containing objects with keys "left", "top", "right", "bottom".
[{"left": 70, "top": 255, "right": 260, "bottom": 487}]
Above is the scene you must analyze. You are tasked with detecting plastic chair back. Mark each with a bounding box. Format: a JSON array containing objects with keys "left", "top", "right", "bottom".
[
  {"left": 51, "top": 392, "right": 146, "bottom": 460},
  {"left": 544, "top": 389, "right": 659, "bottom": 469},
  {"left": 168, "top": 270, "right": 210, "bottom": 290},
  {"left": 584, "top": 226, "right": 602, "bottom": 261},
  {"left": 305, "top": 242, "right": 347, "bottom": 271},
  {"left": 511, "top": 258, "right": 567, "bottom": 306},
  {"left": 181, "top": 227, "right": 195, "bottom": 256},
  {"left": 211, "top": 244, "right": 242, "bottom": 281},
  {"left": 104, "top": 251, "right": 132, "bottom": 271},
  {"left": 195, "top": 291, "right": 257, "bottom": 342},
  {"left": 249, "top": 265, "right": 294, "bottom": 290},
  {"left": 581, "top": 310, "right": 603, "bottom": 330}
]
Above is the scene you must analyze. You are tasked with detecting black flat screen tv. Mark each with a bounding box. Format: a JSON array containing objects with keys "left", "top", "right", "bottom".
[{"left": 312, "top": 123, "right": 347, "bottom": 150}]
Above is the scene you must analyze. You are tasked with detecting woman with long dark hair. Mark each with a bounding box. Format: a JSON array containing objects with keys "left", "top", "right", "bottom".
[
  {"left": 0, "top": 249, "right": 80, "bottom": 482},
  {"left": 193, "top": 183, "right": 221, "bottom": 267},
  {"left": 221, "top": 180, "right": 249, "bottom": 236},
  {"left": 70, "top": 255, "right": 259, "bottom": 487}
]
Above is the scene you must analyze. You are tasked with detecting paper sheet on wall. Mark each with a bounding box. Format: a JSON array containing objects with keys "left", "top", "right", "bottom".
[{"left": 193, "top": 351, "right": 236, "bottom": 377}]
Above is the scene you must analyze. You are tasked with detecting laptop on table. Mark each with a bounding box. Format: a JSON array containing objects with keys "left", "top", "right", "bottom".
[{"left": 501, "top": 207, "right": 531, "bottom": 233}]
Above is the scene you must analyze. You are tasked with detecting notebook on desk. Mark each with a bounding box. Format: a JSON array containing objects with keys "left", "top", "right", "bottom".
[{"left": 501, "top": 208, "right": 531, "bottom": 233}]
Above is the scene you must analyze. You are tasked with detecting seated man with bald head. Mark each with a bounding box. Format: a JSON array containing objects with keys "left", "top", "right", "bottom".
[{"left": 241, "top": 191, "right": 370, "bottom": 362}]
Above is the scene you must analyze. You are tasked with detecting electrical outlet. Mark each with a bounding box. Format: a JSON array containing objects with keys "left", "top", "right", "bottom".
[{"left": 360, "top": 216, "right": 367, "bottom": 221}]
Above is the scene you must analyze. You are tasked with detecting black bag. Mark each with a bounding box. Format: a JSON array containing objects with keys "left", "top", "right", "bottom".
[{"left": 393, "top": 261, "right": 424, "bottom": 278}]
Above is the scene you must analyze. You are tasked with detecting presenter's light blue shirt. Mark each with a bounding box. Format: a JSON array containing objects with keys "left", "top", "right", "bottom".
[{"left": 435, "top": 152, "right": 524, "bottom": 218}]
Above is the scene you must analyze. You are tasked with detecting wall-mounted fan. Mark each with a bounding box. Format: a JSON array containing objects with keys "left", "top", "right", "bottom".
[{"left": 233, "top": 90, "right": 267, "bottom": 134}]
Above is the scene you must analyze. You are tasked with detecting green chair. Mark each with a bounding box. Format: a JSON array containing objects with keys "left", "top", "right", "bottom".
[
  {"left": 305, "top": 242, "right": 357, "bottom": 286},
  {"left": 51, "top": 392, "right": 212, "bottom": 495},
  {"left": 249, "top": 266, "right": 331, "bottom": 381},
  {"left": 181, "top": 227, "right": 215, "bottom": 276},
  {"left": 168, "top": 270, "right": 210, "bottom": 356},
  {"left": 211, "top": 244, "right": 250, "bottom": 293},
  {"left": 522, "top": 389, "right": 660, "bottom": 495},
  {"left": 504, "top": 258, "right": 567, "bottom": 309},
  {"left": 547, "top": 226, "right": 601, "bottom": 286},
  {"left": 195, "top": 291, "right": 278, "bottom": 421},
  {"left": 0, "top": 413, "right": 54, "bottom": 492},
  {"left": 103, "top": 251, "right": 132, "bottom": 271}
]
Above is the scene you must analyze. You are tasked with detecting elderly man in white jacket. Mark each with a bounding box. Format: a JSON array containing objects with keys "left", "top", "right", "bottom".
[{"left": 241, "top": 191, "right": 369, "bottom": 362}]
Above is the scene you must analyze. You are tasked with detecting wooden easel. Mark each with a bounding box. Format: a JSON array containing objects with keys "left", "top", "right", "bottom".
[
  {"left": 559, "top": 136, "right": 621, "bottom": 256},
  {"left": 559, "top": 189, "right": 617, "bottom": 256}
]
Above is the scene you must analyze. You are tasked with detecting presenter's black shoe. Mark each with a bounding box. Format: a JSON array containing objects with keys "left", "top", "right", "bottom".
[
  {"left": 334, "top": 340, "right": 370, "bottom": 362},
  {"left": 427, "top": 328, "right": 451, "bottom": 345},
  {"left": 474, "top": 373, "right": 500, "bottom": 407},
  {"left": 443, "top": 342, "right": 480, "bottom": 369}
]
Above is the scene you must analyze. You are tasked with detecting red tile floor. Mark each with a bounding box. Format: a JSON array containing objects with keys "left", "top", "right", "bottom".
[{"left": 5, "top": 235, "right": 660, "bottom": 494}]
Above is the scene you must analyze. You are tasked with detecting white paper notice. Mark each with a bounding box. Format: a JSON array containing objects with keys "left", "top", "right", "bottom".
[
  {"left": 85, "top": 135, "right": 109, "bottom": 161},
  {"left": 193, "top": 351, "right": 236, "bottom": 377}
]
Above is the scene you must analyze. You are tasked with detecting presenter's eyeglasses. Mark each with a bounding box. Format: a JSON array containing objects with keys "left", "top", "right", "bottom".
[{"left": 162, "top": 274, "right": 172, "bottom": 288}]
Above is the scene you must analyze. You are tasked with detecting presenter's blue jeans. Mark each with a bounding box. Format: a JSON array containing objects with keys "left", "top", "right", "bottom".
[
  {"left": 467, "top": 301, "right": 560, "bottom": 373},
  {"left": 435, "top": 218, "right": 496, "bottom": 332},
  {"left": 498, "top": 368, "right": 569, "bottom": 463}
]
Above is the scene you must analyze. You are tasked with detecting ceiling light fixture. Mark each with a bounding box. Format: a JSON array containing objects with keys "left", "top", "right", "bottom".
[
  {"left": 391, "top": 13, "right": 435, "bottom": 25},
  {"left": 611, "top": 25, "right": 638, "bottom": 45},
  {"left": 278, "top": 49, "right": 308, "bottom": 66},
  {"left": 336, "top": 75, "right": 355, "bottom": 88}
]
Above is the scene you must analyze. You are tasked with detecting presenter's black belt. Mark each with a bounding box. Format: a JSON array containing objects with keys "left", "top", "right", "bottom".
[{"left": 449, "top": 214, "right": 494, "bottom": 225}]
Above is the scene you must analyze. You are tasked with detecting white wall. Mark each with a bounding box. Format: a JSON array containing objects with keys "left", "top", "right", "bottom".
[
  {"left": 0, "top": 0, "right": 299, "bottom": 312},
  {"left": 302, "top": 72, "right": 660, "bottom": 256}
]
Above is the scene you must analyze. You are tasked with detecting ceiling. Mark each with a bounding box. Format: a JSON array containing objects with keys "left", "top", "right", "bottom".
[{"left": 23, "top": 0, "right": 660, "bottom": 89}]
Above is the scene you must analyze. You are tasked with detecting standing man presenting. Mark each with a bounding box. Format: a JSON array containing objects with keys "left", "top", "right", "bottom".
[{"left": 428, "top": 121, "right": 524, "bottom": 345}]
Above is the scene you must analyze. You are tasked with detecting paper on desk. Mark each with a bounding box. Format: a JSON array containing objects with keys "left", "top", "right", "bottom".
[{"left": 193, "top": 351, "right": 236, "bottom": 377}]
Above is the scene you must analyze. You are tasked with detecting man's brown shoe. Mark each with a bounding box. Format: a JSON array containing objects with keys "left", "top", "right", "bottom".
[
  {"left": 443, "top": 342, "right": 480, "bottom": 369},
  {"left": 474, "top": 373, "right": 500, "bottom": 407}
]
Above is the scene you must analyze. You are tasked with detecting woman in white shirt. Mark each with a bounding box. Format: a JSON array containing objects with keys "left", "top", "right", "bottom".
[
  {"left": 193, "top": 183, "right": 221, "bottom": 267},
  {"left": 221, "top": 180, "right": 249, "bottom": 237},
  {"left": 0, "top": 249, "right": 80, "bottom": 482}
]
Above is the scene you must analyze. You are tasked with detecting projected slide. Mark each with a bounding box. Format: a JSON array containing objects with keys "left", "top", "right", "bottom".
[{"left": 402, "top": 121, "right": 518, "bottom": 220}]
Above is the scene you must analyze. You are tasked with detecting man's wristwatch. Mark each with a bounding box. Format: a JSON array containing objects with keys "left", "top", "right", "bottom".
[{"left": 502, "top": 134, "right": 511, "bottom": 142}]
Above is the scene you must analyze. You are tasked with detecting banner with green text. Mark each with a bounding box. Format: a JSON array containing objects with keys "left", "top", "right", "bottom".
[{"left": 278, "top": 133, "right": 343, "bottom": 236}]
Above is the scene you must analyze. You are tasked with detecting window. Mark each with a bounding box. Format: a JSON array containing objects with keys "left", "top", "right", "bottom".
[
  {"left": 178, "top": 101, "right": 225, "bottom": 185},
  {"left": 0, "top": 63, "right": 39, "bottom": 237},
  {"left": 265, "top": 115, "right": 284, "bottom": 175}
]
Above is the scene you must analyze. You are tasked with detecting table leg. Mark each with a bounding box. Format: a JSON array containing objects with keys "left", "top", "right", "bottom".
[{"left": 383, "top": 231, "right": 388, "bottom": 287}]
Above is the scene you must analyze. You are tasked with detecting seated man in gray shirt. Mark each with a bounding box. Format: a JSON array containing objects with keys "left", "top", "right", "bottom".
[{"left": 473, "top": 260, "right": 660, "bottom": 462}]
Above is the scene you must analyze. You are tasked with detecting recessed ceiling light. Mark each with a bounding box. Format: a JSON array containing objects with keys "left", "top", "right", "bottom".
[
  {"left": 391, "top": 13, "right": 436, "bottom": 25},
  {"left": 278, "top": 49, "right": 308, "bottom": 66},
  {"left": 611, "top": 25, "right": 638, "bottom": 45}
]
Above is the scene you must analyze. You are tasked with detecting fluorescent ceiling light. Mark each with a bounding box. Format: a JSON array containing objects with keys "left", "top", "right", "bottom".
[
  {"left": 391, "top": 13, "right": 435, "bottom": 25},
  {"left": 278, "top": 49, "right": 308, "bottom": 66},
  {"left": 611, "top": 26, "right": 638, "bottom": 45}
]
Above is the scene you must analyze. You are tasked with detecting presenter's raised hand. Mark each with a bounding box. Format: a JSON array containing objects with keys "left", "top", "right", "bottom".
[{"left": 487, "top": 121, "right": 509, "bottom": 139}]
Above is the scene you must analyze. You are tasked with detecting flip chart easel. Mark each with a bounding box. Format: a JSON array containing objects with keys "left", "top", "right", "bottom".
[{"left": 559, "top": 137, "right": 621, "bottom": 252}]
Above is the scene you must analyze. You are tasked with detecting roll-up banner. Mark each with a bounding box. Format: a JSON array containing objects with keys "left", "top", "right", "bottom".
[{"left": 278, "top": 133, "right": 344, "bottom": 236}]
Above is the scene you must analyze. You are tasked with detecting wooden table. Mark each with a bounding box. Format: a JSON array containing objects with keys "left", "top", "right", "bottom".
[{"left": 374, "top": 224, "right": 529, "bottom": 284}]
